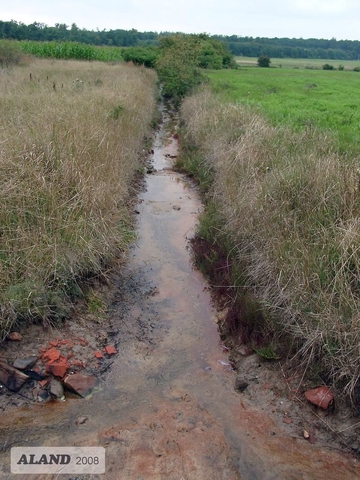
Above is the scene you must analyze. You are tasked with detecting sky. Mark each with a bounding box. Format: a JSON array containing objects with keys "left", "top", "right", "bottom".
[{"left": 1, "top": 0, "right": 360, "bottom": 41}]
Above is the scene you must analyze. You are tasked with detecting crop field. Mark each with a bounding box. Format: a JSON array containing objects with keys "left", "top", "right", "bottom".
[
  {"left": 20, "top": 40, "right": 123, "bottom": 62},
  {"left": 207, "top": 66, "right": 360, "bottom": 156}
]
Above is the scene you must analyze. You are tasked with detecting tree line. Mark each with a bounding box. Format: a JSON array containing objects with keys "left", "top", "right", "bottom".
[{"left": 1, "top": 20, "right": 360, "bottom": 60}]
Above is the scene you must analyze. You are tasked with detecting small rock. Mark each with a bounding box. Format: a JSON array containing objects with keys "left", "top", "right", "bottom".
[
  {"left": 75, "top": 416, "right": 88, "bottom": 426},
  {"left": 25, "top": 369, "right": 47, "bottom": 381},
  {"left": 64, "top": 373, "right": 99, "bottom": 398},
  {"left": 7, "top": 332, "right": 23, "bottom": 341},
  {"left": 304, "top": 386, "right": 334, "bottom": 410},
  {"left": 234, "top": 377, "right": 249, "bottom": 392},
  {"left": 49, "top": 378, "right": 65, "bottom": 400},
  {"left": 33, "top": 387, "right": 50, "bottom": 403},
  {"left": 303, "top": 429, "right": 310, "bottom": 439},
  {"left": 94, "top": 351, "right": 104, "bottom": 359},
  {"left": 172, "top": 205, "right": 181, "bottom": 211},
  {"left": 13, "top": 356, "right": 38, "bottom": 371},
  {"left": 0, "top": 361, "right": 29, "bottom": 392}
]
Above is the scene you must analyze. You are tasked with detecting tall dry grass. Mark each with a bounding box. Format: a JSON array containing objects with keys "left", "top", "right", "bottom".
[
  {"left": 0, "top": 59, "right": 157, "bottom": 339},
  {"left": 181, "top": 88, "right": 360, "bottom": 401}
]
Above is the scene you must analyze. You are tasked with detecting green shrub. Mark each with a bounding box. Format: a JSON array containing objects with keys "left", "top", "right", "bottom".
[
  {"left": 322, "top": 63, "right": 335, "bottom": 70},
  {"left": 257, "top": 55, "right": 271, "bottom": 67},
  {"left": 0, "top": 40, "right": 24, "bottom": 67},
  {"left": 122, "top": 46, "right": 159, "bottom": 68}
]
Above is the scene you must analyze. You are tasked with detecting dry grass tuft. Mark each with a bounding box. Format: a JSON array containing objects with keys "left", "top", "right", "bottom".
[
  {"left": 181, "top": 87, "right": 360, "bottom": 402},
  {"left": 0, "top": 59, "right": 157, "bottom": 339}
]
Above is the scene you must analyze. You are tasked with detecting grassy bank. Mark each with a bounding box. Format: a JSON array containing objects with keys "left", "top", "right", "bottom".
[
  {"left": 179, "top": 87, "right": 360, "bottom": 403},
  {"left": 0, "top": 59, "right": 157, "bottom": 340}
]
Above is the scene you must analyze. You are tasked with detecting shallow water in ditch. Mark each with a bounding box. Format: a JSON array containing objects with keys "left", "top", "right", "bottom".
[{"left": 0, "top": 104, "right": 360, "bottom": 479}]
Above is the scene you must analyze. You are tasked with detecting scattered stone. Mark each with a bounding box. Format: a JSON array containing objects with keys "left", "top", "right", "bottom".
[
  {"left": 303, "top": 429, "right": 310, "bottom": 439},
  {"left": 234, "top": 377, "right": 249, "bottom": 392},
  {"left": 7, "top": 332, "right": 23, "bottom": 342},
  {"left": 172, "top": 205, "right": 181, "bottom": 211},
  {"left": 0, "top": 362, "right": 29, "bottom": 392},
  {"left": 75, "top": 416, "right": 88, "bottom": 426},
  {"left": 24, "top": 369, "right": 47, "bottom": 381},
  {"left": 49, "top": 378, "right": 65, "bottom": 400},
  {"left": 13, "top": 356, "right": 38, "bottom": 371},
  {"left": 33, "top": 387, "right": 50, "bottom": 403},
  {"left": 304, "top": 386, "right": 334, "bottom": 410},
  {"left": 104, "top": 345, "right": 117, "bottom": 355},
  {"left": 64, "top": 373, "right": 99, "bottom": 398},
  {"left": 46, "top": 362, "right": 69, "bottom": 379}
]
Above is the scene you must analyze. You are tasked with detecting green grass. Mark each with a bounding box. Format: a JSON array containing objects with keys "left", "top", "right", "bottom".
[{"left": 206, "top": 66, "right": 360, "bottom": 156}]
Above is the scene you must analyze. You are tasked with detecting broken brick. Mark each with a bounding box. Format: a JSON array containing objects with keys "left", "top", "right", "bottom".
[
  {"left": 104, "top": 345, "right": 117, "bottom": 355},
  {"left": 46, "top": 362, "right": 69, "bottom": 379},
  {"left": 42, "top": 348, "right": 61, "bottom": 364},
  {"left": 94, "top": 351, "right": 104, "bottom": 359}
]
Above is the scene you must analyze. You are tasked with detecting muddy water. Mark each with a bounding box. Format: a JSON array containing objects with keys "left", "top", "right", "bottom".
[{"left": 1, "top": 105, "right": 360, "bottom": 479}]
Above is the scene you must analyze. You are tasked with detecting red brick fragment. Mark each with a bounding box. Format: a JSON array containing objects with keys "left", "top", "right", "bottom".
[
  {"left": 304, "top": 386, "right": 334, "bottom": 410},
  {"left": 46, "top": 362, "right": 69, "bottom": 379},
  {"left": 104, "top": 345, "right": 117, "bottom": 355},
  {"left": 94, "top": 351, "right": 103, "bottom": 359},
  {"left": 38, "top": 379, "right": 50, "bottom": 387},
  {"left": 42, "top": 348, "right": 61, "bottom": 363}
]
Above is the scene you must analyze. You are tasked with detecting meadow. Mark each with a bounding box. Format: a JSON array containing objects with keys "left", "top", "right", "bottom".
[
  {"left": 0, "top": 59, "right": 157, "bottom": 340},
  {"left": 179, "top": 65, "right": 360, "bottom": 402},
  {"left": 207, "top": 66, "right": 360, "bottom": 156}
]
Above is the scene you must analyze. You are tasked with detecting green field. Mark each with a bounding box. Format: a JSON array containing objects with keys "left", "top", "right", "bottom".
[{"left": 207, "top": 66, "right": 360, "bottom": 155}]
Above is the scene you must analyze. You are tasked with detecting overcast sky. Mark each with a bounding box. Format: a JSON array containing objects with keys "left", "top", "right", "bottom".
[{"left": 1, "top": 0, "right": 360, "bottom": 41}]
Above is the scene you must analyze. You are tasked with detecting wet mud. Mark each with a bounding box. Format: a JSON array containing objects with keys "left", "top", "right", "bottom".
[{"left": 0, "top": 103, "right": 359, "bottom": 479}]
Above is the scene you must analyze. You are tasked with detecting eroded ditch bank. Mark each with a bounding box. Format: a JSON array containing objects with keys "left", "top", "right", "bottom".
[{"left": 0, "top": 103, "right": 359, "bottom": 479}]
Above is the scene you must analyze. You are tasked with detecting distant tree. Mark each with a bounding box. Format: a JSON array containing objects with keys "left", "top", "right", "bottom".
[{"left": 257, "top": 55, "right": 271, "bottom": 67}]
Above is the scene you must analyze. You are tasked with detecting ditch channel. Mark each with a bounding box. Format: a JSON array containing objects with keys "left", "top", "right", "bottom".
[{"left": 0, "top": 102, "right": 359, "bottom": 479}]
